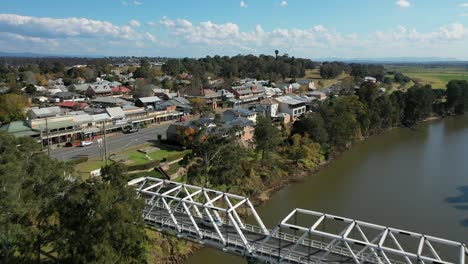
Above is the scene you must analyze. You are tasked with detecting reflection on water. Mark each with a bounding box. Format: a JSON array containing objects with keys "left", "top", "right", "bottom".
[{"left": 446, "top": 186, "right": 468, "bottom": 227}]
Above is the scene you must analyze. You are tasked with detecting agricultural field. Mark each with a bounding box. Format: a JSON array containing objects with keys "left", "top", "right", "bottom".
[{"left": 385, "top": 65, "right": 468, "bottom": 89}]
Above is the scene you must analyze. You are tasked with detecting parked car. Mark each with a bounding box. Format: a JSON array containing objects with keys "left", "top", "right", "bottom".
[
  {"left": 80, "top": 141, "right": 93, "bottom": 147},
  {"left": 122, "top": 126, "right": 139, "bottom": 134}
]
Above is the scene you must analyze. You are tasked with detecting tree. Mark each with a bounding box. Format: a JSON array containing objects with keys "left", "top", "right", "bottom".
[
  {"left": 403, "top": 85, "right": 435, "bottom": 125},
  {"left": 24, "top": 84, "right": 37, "bottom": 95},
  {"left": 291, "top": 112, "right": 329, "bottom": 145},
  {"left": 446, "top": 80, "right": 468, "bottom": 114},
  {"left": 56, "top": 164, "right": 147, "bottom": 263},
  {"left": 133, "top": 85, "right": 154, "bottom": 99},
  {"left": 0, "top": 94, "right": 29, "bottom": 123},
  {"left": 85, "top": 87, "right": 96, "bottom": 99},
  {"left": 0, "top": 133, "right": 147, "bottom": 263},
  {"left": 254, "top": 116, "right": 281, "bottom": 165},
  {"left": 188, "top": 98, "right": 207, "bottom": 115},
  {"left": 288, "top": 134, "right": 323, "bottom": 170}
]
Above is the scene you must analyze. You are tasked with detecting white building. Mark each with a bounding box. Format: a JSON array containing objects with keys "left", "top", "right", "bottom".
[{"left": 275, "top": 96, "right": 307, "bottom": 119}]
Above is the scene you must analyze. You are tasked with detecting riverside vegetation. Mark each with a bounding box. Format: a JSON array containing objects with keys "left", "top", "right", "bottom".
[{"left": 2, "top": 80, "right": 468, "bottom": 263}]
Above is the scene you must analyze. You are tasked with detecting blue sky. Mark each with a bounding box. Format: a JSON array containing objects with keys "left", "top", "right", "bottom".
[{"left": 1, "top": 0, "right": 468, "bottom": 59}]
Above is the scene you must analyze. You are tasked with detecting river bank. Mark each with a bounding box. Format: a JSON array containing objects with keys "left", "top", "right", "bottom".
[
  {"left": 162, "top": 114, "right": 459, "bottom": 264},
  {"left": 186, "top": 114, "right": 468, "bottom": 264}
]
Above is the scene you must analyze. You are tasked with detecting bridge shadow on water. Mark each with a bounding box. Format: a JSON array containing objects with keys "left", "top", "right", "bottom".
[{"left": 445, "top": 186, "right": 468, "bottom": 227}]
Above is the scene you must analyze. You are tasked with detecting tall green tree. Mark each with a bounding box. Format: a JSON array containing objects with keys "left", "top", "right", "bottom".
[
  {"left": 254, "top": 116, "right": 281, "bottom": 165},
  {"left": 0, "top": 94, "right": 29, "bottom": 123}
]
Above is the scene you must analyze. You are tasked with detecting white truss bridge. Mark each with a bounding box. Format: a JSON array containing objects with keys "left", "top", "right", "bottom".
[{"left": 129, "top": 177, "right": 468, "bottom": 264}]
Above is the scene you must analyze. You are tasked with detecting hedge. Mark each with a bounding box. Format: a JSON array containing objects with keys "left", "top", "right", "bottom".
[
  {"left": 126, "top": 160, "right": 160, "bottom": 172},
  {"left": 68, "top": 156, "right": 89, "bottom": 165},
  {"left": 166, "top": 150, "right": 190, "bottom": 162}
]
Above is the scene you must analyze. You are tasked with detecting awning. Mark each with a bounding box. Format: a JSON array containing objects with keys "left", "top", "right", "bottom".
[{"left": 131, "top": 117, "right": 155, "bottom": 123}]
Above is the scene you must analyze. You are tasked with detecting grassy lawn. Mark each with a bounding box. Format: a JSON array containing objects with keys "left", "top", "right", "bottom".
[
  {"left": 304, "top": 69, "right": 349, "bottom": 88},
  {"left": 386, "top": 66, "right": 468, "bottom": 89},
  {"left": 74, "top": 157, "right": 112, "bottom": 180},
  {"left": 73, "top": 142, "right": 190, "bottom": 180},
  {"left": 167, "top": 162, "right": 182, "bottom": 175}
]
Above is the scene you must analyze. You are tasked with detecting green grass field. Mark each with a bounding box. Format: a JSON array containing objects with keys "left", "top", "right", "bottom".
[
  {"left": 304, "top": 69, "right": 349, "bottom": 88},
  {"left": 74, "top": 143, "right": 189, "bottom": 180},
  {"left": 386, "top": 66, "right": 468, "bottom": 89}
]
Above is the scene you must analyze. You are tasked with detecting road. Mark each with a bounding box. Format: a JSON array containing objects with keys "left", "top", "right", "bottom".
[{"left": 50, "top": 123, "right": 171, "bottom": 161}]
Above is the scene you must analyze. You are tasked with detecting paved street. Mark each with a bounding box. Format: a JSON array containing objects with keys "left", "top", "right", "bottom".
[{"left": 50, "top": 123, "right": 171, "bottom": 161}]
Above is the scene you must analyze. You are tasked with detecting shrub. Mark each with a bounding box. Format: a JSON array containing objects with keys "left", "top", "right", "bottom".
[
  {"left": 126, "top": 160, "right": 160, "bottom": 172},
  {"left": 166, "top": 151, "right": 190, "bottom": 162},
  {"left": 68, "top": 156, "right": 89, "bottom": 165}
]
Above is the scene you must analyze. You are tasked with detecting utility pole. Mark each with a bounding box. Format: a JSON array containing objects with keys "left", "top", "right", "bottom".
[
  {"left": 45, "top": 117, "right": 50, "bottom": 156},
  {"left": 103, "top": 121, "right": 108, "bottom": 165}
]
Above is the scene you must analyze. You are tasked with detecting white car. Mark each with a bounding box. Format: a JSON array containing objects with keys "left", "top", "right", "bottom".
[
  {"left": 201, "top": 216, "right": 223, "bottom": 228},
  {"left": 80, "top": 141, "right": 93, "bottom": 147}
]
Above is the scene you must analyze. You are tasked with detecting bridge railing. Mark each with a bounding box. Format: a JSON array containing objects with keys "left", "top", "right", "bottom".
[{"left": 130, "top": 177, "right": 468, "bottom": 264}]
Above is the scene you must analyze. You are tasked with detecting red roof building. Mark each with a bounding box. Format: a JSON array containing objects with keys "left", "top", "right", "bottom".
[
  {"left": 56, "top": 101, "right": 89, "bottom": 110},
  {"left": 112, "top": 86, "right": 131, "bottom": 95}
]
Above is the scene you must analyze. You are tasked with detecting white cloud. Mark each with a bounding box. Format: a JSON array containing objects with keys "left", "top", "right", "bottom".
[
  {"left": 133, "top": 1, "right": 143, "bottom": 5},
  {"left": 145, "top": 32, "right": 157, "bottom": 42},
  {"left": 158, "top": 18, "right": 468, "bottom": 59},
  {"left": 396, "top": 0, "right": 411, "bottom": 8},
  {"left": 121, "top": 1, "right": 128, "bottom": 6},
  {"left": 240, "top": 1, "right": 247, "bottom": 8},
  {"left": 458, "top": 13, "right": 468, "bottom": 17},
  {"left": 147, "top": 21, "right": 157, "bottom": 27},
  {"left": 0, "top": 14, "right": 138, "bottom": 40},
  {"left": 129, "top": 19, "right": 141, "bottom": 27},
  {"left": 280, "top": 0, "right": 288, "bottom": 7},
  {"left": 460, "top": 3, "right": 468, "bottom": 7}
]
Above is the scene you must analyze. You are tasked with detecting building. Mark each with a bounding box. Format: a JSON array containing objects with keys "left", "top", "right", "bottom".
[
  {"left": 27, "top": 106, "right": 63, "bottom": 119},
  {"left": 254, "top": 99, "right": 279, "bottom": 118},
  {"left": 307, "top": 91, "right": 327, "bottom": 101},
  {"left": 275, "top": 96, "right": 307, "bottom": 119},
  {"left": 222, "top": 108, "right": 257, "bottom": 123},
  {"left": 91, "top": 97, "right": 131, "bottom": 107},
  {"left": 135, "top": 96, "right": 162, "bottom": 108}
]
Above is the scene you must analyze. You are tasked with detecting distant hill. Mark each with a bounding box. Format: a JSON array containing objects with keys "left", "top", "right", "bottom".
[{"left": 315, "top": 57, "right": 461, "bottom": 63}]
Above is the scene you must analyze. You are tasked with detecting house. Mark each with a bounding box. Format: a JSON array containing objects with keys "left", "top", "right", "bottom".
[
  {"left": 221, "top": 117, "right": 255, "bottom": 143},
  {"left": 91, "top": 97, "right": 131, "bottom": 107},
  {"left": 111, "top": 86, "right": 131, "bottom": 95},
  {"left": 166, "top": 118, "right": 215, "bottom": 143},
  {"left": 55, "top": 101, "right": 89, "bottom": 110},
  {"left": 254, "top": 99, "right": 279, "bottom": 118},
  {"left": 364, "top": 77, "right": 377, "bottom": 83},
  {"left": 275, "top": 96, "right": 307, "bottom": 119},
  {"left": 106, "top": 107, "right": 127, "bottom": 126},
  {"left": 185, "top": 88, "right": 222, "bottom": 110},
  {"left": 276, "top": 83, "right": 293, "bottom": 94},
  {"left": 297, "top": 80, "right": 316, "bottom": 90},
  {"left": 51, "top": 92, "right": 84, "bottom": 102},
  {"left": 307, "top": 91, "right": 327, "bottom": 101},
  {"left": 27, "top": 106, "right": 63, "bottom": 119},
  {"left": 222, "top": 108, "right": 257, "bottom": 123},
  {"left": 21, "top": 85, "right": 47, "bottom": 93},
  {"left": 0, "top": 120, "right": 40, "bottom": 139},
  {"left": 135, "top": 96, "right": 162, "bottom": 108}
]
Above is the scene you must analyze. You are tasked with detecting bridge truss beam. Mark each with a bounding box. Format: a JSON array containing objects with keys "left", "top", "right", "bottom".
[{"left": 129, "top": 177, "right": 467, "bottom": 264}]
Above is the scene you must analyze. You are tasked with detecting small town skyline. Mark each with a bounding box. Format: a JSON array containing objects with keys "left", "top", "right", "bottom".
[{"left": 1, "top": 0, "right": 468, "bottom": 59}]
